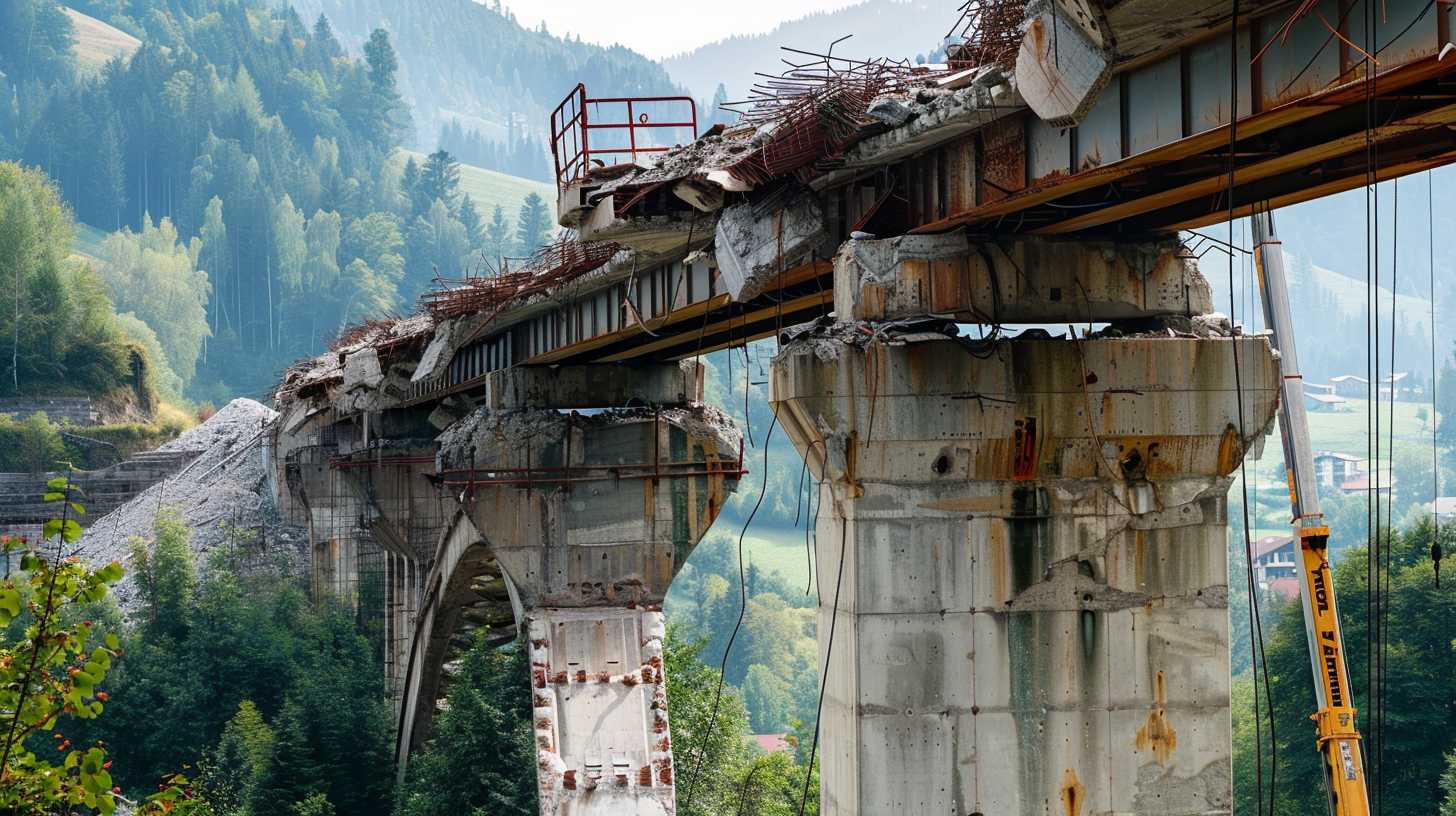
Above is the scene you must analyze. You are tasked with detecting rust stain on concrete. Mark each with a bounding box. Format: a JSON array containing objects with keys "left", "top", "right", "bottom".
[
  {"left": 1136, "top": 670, "right": 1179, "bottom": 764},
  {"left": 1012, "top": 416, "right": 1039, "bottom": 480},
  {"left": 1059, "top": 767, "right": 1085, "bottom": 816},
  {"left": 1216, "top": 423, "right": 1243, "bottom": 476}
]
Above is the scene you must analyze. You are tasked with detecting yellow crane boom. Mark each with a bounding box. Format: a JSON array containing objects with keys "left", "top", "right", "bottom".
[{"left": 1252, "top": 209, "right": 1370, "bottom": 816}]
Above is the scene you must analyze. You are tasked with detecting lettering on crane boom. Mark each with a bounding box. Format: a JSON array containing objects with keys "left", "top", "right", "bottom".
[
  {"left": 1312, "top": 566, "right": 1345, "bottom": 707},
  {"left": 1322, "top": 639, "right": 1344, "bottom": 707},
  {"left": 1313, "top": 563, "right": 1330, "bottom": 613}
]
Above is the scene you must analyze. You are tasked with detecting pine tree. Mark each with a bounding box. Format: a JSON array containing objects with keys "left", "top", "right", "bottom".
[
  {"left": 514, "top": 192, "right": 551, "bottom": 256},
  {"left": 203, "top": 701, "right": 275, "bottom": 813},
  {"left": 484, "top": 205, "right": 511, "bottom": 270},
  {"left": 248, "top": 699, "right": 321, "bottom": 814},
  {"left": 393, "top": 633, "right": 537, "bottom": 816},
  {"left": 401, "top": 156, "right": 421, "bottom": 215},
  {"left": 364, "top": 28, "right": 399, "bottom": 92},
  {"left": 419, "top": 149, "right": 461, "bottom": 210},
  {"left": 312, "top": 14, "right": 344, "bottom": 62},
  {"left": 457, "top": 195, "right": 482, "bottom": 247},
  {"left": 90, "top": 118, "right": 128, "bottom": 229}
]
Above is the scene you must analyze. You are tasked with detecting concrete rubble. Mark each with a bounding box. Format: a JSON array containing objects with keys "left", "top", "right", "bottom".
[
  {"left": 1015, "top": 0, "right": 1113, "bottom": 125},
  {"left": 561, "top": 69, "right": 1026, "bottom": 231},
  {"left": 79, "top": 399, "right": 305, "bottom": 613},
  {"left": 715, "top": 192, "right": 829, "bottom": 300}
]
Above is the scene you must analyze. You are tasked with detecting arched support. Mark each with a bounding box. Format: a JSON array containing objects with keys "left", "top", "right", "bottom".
[
  {"left": 395, "top": 510, "right": 509, "bottom": 769},
  {"left": 394, "top": 403, "right": 741, "bottom": 815}
]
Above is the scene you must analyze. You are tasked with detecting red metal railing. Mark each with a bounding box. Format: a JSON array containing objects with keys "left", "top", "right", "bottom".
[{"left": 550, "top": 83, "right": 698, "bottom": 189}]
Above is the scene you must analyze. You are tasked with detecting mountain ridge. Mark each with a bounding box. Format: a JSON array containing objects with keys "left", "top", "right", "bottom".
[{"left": 662, "top": 0, "right": 951, "bottom": 102}]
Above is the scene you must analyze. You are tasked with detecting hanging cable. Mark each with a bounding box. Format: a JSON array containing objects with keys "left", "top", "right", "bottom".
[
  {"left": 1360, "top": 2, "right": 1380, "bottom": 798},
  {"left": 796, "top": 452, "right": 849, "bottom": 816},
  {"left": 1226, "top": 6, "right": 1277, "bottom": 811},
  {"left": 810, "top": 468, "right": 824, "bottom": 606},
  {"left": 1381, "top": 176, "right": 1404, "bottom": 815},
  {"left": 1431, "top": 170, "right": 1443, "bottom": 587},
  {"left": 793, "top": 440, "right": 826, "bottom": 597},
  {"left": 732, "top": 758, "right": 770, "bottom": 816},
  {"left": 682, "top": 413, "right": 778, "bottom": 811}
]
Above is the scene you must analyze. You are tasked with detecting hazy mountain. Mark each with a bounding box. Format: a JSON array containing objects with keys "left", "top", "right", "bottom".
[
  {"left": 1269, "top": 174, "right": 1456, "bottom": 300},
  {"left": 288, "top": 0, "right": 687, "bottom": 153},
  {"left": 662, "top": 0, "right": 954, "bottom": 104}
]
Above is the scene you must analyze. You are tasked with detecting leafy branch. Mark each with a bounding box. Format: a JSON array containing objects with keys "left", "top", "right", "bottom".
[{"left": 0, "top": 477, "right": 207, "bottom": 815}]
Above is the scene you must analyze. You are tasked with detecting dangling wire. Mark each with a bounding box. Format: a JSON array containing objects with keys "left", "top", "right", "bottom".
[
  {"left": 1227, "top": 6, "right": 1277, "bottom": 812},
  {"left": 1360, "top": 1, "right": 1381, "bottom": 799},
  {"left": 793, "top": 440, "right": 826, "bottom": 597},
  {"left": 1430, "top": 170, "right": 1443, "bottom": 587},
  {"left": 733, "top": 758, "right": 770, "bottom": 816},
  {"left": 1378, "top": 176, "right": 1401, "bottom": 814},
  {"left": 796, "top": 469, "right": 848, "bottom": 816},
  {"left": 682, "top": 413, "right": 778, "bottom": 811}
]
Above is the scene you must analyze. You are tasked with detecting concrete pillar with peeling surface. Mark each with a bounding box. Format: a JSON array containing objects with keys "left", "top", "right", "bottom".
[
  {"left": 771, "top": 329, "right": 1279, "bottom": 815},
  {"left": 425, "top": 398, "right": 742, "bottom": 816}
]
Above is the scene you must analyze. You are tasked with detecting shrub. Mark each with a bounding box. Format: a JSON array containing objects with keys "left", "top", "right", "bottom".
[{"left": 0, "top": 412, "right": 67, "bottom": 472}]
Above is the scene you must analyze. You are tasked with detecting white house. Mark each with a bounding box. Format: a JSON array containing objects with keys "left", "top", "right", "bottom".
[
  {"left": 1312, "top": 451, "right": 1364, "bottom": 490},
  {"left": 1251, "top": 535, "right": 1301, "bottom": 600}
]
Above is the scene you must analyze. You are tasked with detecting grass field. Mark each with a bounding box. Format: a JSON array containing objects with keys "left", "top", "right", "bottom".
[
  {"left": 740, "top": 527, "right": 815, "bottom": 591},
  {"left": 63, "top": 7, "right": 140, "bottom": 73},
  {"left": 1241, "top": 399, "right": 1437, "bottom": 535},
  {"left": 1309, "top": 263, "right": 1432, "bottom": 336},
  {"left": 392, "top": 149, "right": 555, "bottom": 231}
]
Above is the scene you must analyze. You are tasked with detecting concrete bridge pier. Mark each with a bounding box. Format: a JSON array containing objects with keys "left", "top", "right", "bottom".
[
  {"left": 402, "top": 361, "right": 742, "bottom": 816},
  {"left": 768, "top": 236, "right": 1282, "bottom": 815},
  {"left": 330, "top": 447, "right": 451, "bottom": 698}
]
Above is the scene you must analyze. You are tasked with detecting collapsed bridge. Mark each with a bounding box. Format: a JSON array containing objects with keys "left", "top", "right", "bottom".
[{"left": 264, "top": 1, "right": 1456, "bottom": 813}]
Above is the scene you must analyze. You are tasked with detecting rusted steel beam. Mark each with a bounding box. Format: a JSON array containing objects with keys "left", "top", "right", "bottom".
[
  {"left": 1164, "top": 146, "right": 1456, "bottom": 231},
  {"left": 1034, "top": 100, "right": 1456, "bottom": 233}
]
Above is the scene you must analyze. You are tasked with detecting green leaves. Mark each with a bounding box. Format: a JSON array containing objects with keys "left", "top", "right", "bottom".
[
  {"left": 40, "top": 517, "right": 82, "bottom": 543},
  {"left": 39, "top": 480, "right": 84, "bottom": 542},
  {"left": 96, "top": 561, "right": 124, "bottom": 584},
  {"left": 0, "top": 478, "right": 124, "bottom": 815},
  {"left": 0, "top": 586, "right": 20, "bottom": 626}
]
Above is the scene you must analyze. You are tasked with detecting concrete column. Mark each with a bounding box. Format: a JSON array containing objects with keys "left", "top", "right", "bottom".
[
  {"left": 771, "top": 332, "right": 1279, "bottom": 815},
  {"left": 436, "top": 403, "right": 741, "bottom": 816}
]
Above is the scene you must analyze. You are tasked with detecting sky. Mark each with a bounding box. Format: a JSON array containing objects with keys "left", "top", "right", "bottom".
[{"left": 504, "top": 0, "right": 866, "bottom": 60}]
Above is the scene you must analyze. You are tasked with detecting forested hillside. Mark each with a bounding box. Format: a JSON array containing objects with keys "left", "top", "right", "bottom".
[
  {"left": 0, "top": 0, "right": 556, "bottom": 403},
  {"left": 284, "top": 0, "right": 687, "bottom": 174}
]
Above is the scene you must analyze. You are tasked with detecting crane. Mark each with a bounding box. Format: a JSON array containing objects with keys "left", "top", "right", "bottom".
[{"left": 1251, "top": 209, "right": 1371, "bottom": 816}]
